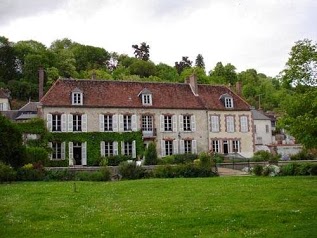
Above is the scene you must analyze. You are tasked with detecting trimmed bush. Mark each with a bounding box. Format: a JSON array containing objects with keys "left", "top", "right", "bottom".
[
  {"left": 17, "top": 163, "right": 45, "bottom": 181},
  {"left": 251, "top": 151, "right": 272, "bottom": 162},
  {"left": 263, "top": 165, "right": 280, "bottom": 176},
  {"left": 107, "top": 155, "right": 132, "bottom": 166},
  {"left": 290, "top": 150, "right": 315, "bottom": 161},
  {"left": 199, "top": 152, "right": 213, "bottom": 169},
  {"left": 144, "top": 142, "right": 158, "bottom": 165},
  {"left": 309, "top": 164, "right": 317, "bottom": 175},
  {"left": 173, "top": 153, "right": 198, "bottom": 164},
  {"left": 153, "top": 164, "right": 217, "bottom": 178},
  {"left": 119, "top": 161, "right": 148, "bottom": 180},
  {"left": 0, "top": 162, "right": 16, "bottom": 182},
  {"left": 45, "top": 169, "right": 75, "bottom": 181},
  {"left": 157, "top": 156, "right": 175, "bottom": 165}
]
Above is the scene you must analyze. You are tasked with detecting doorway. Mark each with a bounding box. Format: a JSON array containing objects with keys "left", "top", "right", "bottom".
[
  {"left": 73, "top": 143, "right": 82, "bottom": 165},
  {"left": 223, "top": 140, "right": 229, "bottom": 154}
]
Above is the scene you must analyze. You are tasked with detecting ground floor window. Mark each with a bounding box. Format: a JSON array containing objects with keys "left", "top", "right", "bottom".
[
  {"left": 210, "top": 139, "right": 241, "bottom": 154},
  {"left": 50, "top": 142, "right": 65, "bottom": 160},
  {"left": 211, "top": 140, "right": 221, "bottom": 153},
  {"left": 184, "top": 140, "right": 192, "bottom": 154},
  {"left": 165, "top": 140, "right": 173, "bottom": 156},
  {"left": 121, "top": 141, "right": 136, "bottom": 158}
]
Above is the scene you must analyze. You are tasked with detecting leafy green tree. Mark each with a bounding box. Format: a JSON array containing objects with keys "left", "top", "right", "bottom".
[
  {"left": 281, "top": 39, "right": 317, "bottom": 87},
  {"left": 180, "top": 67, "right": 210, "bottom": 84},
  {"left": 0, "top": 115, "right": 25, "bottom": 168},
  {"left": 175, "top": 56, "right": 192, "bottom": 74},
  {"left": 0, "top": 36, "right": 18, "bottom": 83},
  {"left": 156, "top": 63, "right": 180, "bottom": 82},
  {"left": 128, "top": 60, "right": 156, "bottom": 78},
  {"left": 209, "top": 62, "right": 237, "bottom": 85},
  {"left": 195, "top": 54, "right": 205, "bottom": 69},
  {"left": 132, "top": 42, "right": 150, "bottom": 61}
]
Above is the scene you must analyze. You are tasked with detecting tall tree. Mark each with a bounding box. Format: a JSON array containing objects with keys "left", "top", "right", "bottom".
[
  {"left": 132, "top": 42, "right": 150, "bottom": 61},
  {"left": 175, "top": 56, "right": 192, "bottom": 74},
  {"left": 195, "top": 54, "right": 205, "bottom": 69},
  {"left": 0, "top": 36, "right": 18, "bottom": 83},
  {"left": 281, "top": 39, "right": 317, "bottom": 87}
]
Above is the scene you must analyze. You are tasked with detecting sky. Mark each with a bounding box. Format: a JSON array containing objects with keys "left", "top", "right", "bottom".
[{"left": 0, "top": 0, "right": 316, "bottom": 77}]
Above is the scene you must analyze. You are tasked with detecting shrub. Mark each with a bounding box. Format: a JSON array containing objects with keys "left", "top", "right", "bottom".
[
  {"left": 253, "top": 165, "right": 263, "bottom": 176},
  {"left": 296, "top": 163, "right": 312, "bottom": 176},
  {"left": 280, "top": 163, "right": 300, "bottom": 176},
  {"left": 17, "top": 163, "right": 45, "bottom": 181},
  {"left": 0, "top": 162, "right": 16, "bottom": 182},
  {"left": 45, "top": 169, "right": 75, "bottom": 181},
  {"left": 107, "top": 155, "right": 132, "bottom": 166},
  {"left": 153, "top": 164, "right": 217, "bottom": 178},
  {"left": 99, "top": 157, "right": 108, "bottom": 166},
  {"left": 212, "top": 153, "right": 224, "bottom": 163},
  {"left": 119, "top": 161, "right": 148, "bottom": 180},
  {"left": 173, "top": 153, "right": 198, "bottom": 164},
  {"left": 263, "top": 165, "right": 280, "bottom": 176},
  {"left": 199, "top": 152, "right": 213, "bottom": 169},
  {"left": 308, "top": 164, "right": 317, "bottom": 175},
  {"left": 144, "top": 142, "right": 158, "bottom": 165},
  {"left": 251, "top": 151, "right": 272, "bottom": 162},
  {"left": 157, "top": 156, "right": 175, "bottom": 165},
  {"left": 25, "top": 147, "right": 49, "bottom": 165},
  {"left": 290, "top": 150, "right": 315, "bottom": 161}
]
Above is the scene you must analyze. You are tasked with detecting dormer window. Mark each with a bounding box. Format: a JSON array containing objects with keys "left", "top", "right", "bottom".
[
  {"left": 138, "top": 88, "right": 152, "bottom": 106},
  {"left": 220, "top": 93, "right": 234, "bottom": 109},
  {"left": 225, "top": 97, "right": 233, "bottom": 108},
  {"left": 72, "top": 88, "right": 83, "bottom": 105}
]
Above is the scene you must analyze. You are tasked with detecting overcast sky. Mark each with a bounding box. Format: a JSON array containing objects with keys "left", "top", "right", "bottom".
[{"left": 0, "top": 0, "right": 316, "bottom": 77}]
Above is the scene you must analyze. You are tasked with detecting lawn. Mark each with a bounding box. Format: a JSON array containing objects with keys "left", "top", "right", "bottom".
[{"left": 0, "top": 176, "right": 316, "bottom": 238}]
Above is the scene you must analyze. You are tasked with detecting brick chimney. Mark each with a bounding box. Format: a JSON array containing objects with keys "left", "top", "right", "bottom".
[
  {"left": 235, "top": 81, "right": 242, "bottom": 95},
  {"left": 186, "top": 74, "right": 198, "bottom": 96},
  {"left": 38, "top": 67, "right": 44, "bottom": 100}
]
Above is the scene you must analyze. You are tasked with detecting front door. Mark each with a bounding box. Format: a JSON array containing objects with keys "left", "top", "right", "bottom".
[
  {"left": 223, "top": 140, "right": 229, "bottom": 154},
  {"left": 73, "top": 143, "right": 82, "bottom": 165}
]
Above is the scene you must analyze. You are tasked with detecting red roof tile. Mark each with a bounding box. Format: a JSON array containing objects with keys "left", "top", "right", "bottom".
[{"left": 40, "top": 79, "right": 250, "bottom": 110}]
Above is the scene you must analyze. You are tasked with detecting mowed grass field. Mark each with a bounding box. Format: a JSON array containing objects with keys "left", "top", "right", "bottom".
[{"left": 0, "top": 176, "right": 316, "bottom": 238}]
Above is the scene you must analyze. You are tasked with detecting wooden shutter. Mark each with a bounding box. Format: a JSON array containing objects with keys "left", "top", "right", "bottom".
[
  {"left": 61, "top": 114, "right": 67, "bottom": 132},
  {"left": 113, "top": 141, "right": 118, "bottom": 155},
  {"left": 132, "top": 115, "right": 137, "bottom": 131},
  {"left": 100, "top": 141, "right": 105, "bottom": 157},
  {"left": 119, "top": 115, "right": 123, "bottom": 132},
  {"left": 160, "top": 115, "right": 164, "bottom": 132},
  {"left": 82, "top": 142, "right": 87, "bottom": 165},
  {"left": 68, "top": 142, "right": 73, "bottom": 166},
  {"left": 161, "top": 140, "right": 166, "bottom": 157},
  {"left": 191, "top": 115, "right": 196, "bottom": 132},
  {"left": 48, "top": 142, "right": 53, "bottom": 159},
  {"left": 121, "top": 141, "right": 125, "bottom": 155},
  {"left": 82, "top": 114, "right": 87, "bottom": 132},
  {"left": 173, "top": 140, "right": 178, "bottom": 154},
  {"left": 132, "top": 140, "right": 136, "bottom": 159},
  {"left": 172, "top": 115, "right": 177, "bottom": 132},
  {"left": 179, "top": 115, "right": 184, "bottom": 132},
  {"left": 47, "top": 114, "right": 52, "bottom": 132},
  {"left": 113, "top": 114, "right": 118, "bottom": 132},
  {"left": 179, "top": 140, "right": 185, "bottom": 154},
  {"left": 99, "top": 114, "right": 104, "bottom": 132},
  {"left": 68, "top": 114, "right": 73, "bottom": 132},
  {"left": 192, "top": 140, "right": 197, "bottom": 154},
  {"left": 61, "top": 142, "right": 65, "bottom": 159}
]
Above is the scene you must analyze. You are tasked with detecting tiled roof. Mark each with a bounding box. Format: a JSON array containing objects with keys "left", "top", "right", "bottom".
[
  {"left": 19, "top": 102, "right": 40, "bottom": 112},
  {"left": 251, "top": 110, "right": 271, "bottom": 120},
  {"left": 40, "top": 79, "right": 251, "bottom": 110},
  {"left": 0, "top": 89, "right": 9, "bottom": 98}
]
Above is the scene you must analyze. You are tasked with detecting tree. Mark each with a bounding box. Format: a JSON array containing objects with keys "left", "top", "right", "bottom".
[
  {"left": 195, "top": 54, "right": 205, "bottom": 69},
  {"left": 281, "top": 39, "right": 317, "bottom": 87},
  {"left": 0, "top": 36, "right": 18, "bottom": 83},
  {"left": 175, "top": 56, "right": 192, "bottom": 74},
  {"left": 155, "top": 63, "right": 179, "bottom": 82},
  {"left": 209, "top": 62, "right": 237, "bottom": 85},
  {"left": 128, "top": 60, "right": 156, "bottom": 78},
  {"left": 132, "top": 42, "right": 150, "bottom": 61},
  {"left": 0, "top": 114, "right": 25, "bottom": 168},
  {"left": 180, "top": 67, "right": 210, "bottom": 84}
]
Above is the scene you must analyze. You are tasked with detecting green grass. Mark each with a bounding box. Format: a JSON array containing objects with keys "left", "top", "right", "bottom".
[{"left": 0, "top": 177, "right": 316, "bottom": 238}]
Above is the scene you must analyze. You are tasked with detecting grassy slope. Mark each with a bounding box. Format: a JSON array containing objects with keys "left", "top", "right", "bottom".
[{"left": 0, "top": 177, "right": 316, "bottom": 238}]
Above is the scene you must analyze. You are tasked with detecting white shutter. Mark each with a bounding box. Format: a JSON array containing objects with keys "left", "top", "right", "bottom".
[
  {"left": 121, "top": 141, "right": 125, "bottom": 155},
  {"left": 180, "top": 140, "right": 185, "bottom": 154},
  {"left": 47, "top": 114, "right": 52, "bottom": 132},
  {"left": 99, "top": 114, "right": 104, "bottom": 132},
  {"left": 192, "top": 140, "right": 197, "bottom": 154},
  {"left": 61, "top": 142, "right": 65, "bottom": 159},
  {"left": 119, "top": 115, "right": 123, "bottom": 132},
  {"left": 3, "top": 103, "right": 7, "bottom": 111},
  {"left": 48, "top": 142, "right": 53, "bottom": 159},
  {"left": 69, "top": 142, "right": 73, "bottom": 166},
  {"left": 82, "top": 114, "right": 87, "bottom": 132},
  {"left": 173, "top": 139, "right": 178, "bottom": 154},
  {"left": 160, "top": 115, "right": 164, "bottom": 132},
  {"left": 100, "top": 141, "right": 105, "bottom": 157},
  {"left": 113, "top": 141, "right": 118, "bottom": 155},
  {"left": 172, "top": 115, "right": 177, "bottom": 132},
  {"left": 161, "top": 140, "right": 166, "bottom": 157},
  {"left": 191, "top": 115, "right": 196, "bottom": 132},
  {"left": 61, "top": 114, "right": 67, "bottom": 132},
  {"left": 179, "top": 115, "right": 184, "bottom": 132},
  {"left": 241, "top": 116, "right": 248, "bottom": 132},
  {"left": 68, "top": 114, "right": 73, "bottom": 132},
  {"left": 113, "top": 114, "right": 118, "bottom": 132},
  {"left": 82, "top": 142, "right": 87, "bottom": 165},
  {"left": 132, "top": 115, "right": 137, "bottom": 131},
  {"left": 132, "top": 140, "right": 136, "bottom": 159}
]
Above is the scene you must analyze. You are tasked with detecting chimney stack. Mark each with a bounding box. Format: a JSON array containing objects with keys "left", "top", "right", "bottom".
[
  {"left": 187, "top": 74, "right": 199, "bottom": 96},
  {"left": 235, "top": 81, "right": 242, "bottom": 96},
  {"left": 38, "top": 67, "right": 44, "bottom": 100}
]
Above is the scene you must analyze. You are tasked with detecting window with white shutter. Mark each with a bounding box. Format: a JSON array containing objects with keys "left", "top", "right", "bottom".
[
  {"left": 226, "top": 116, "right": 235, "bottom": 133},
  {"left": 210, "top": 115, "right": 220, "bottom": 132},
  {"left": 240, "top": 116, "right": 248, "bottom": 133}
]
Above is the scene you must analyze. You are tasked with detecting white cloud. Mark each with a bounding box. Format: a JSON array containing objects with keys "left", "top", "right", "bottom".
[{"left": 0, "top": 0, "right": 316, "bottom": 77}]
